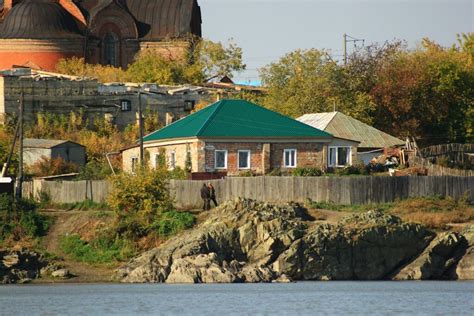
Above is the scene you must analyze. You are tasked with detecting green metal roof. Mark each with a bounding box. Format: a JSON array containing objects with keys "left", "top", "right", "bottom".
[
  {"left": 144, "top": 99, "right": 332, "bottom": 142},
  {"left": 298, "top": 112, "right": 404, "bottom": 148}
]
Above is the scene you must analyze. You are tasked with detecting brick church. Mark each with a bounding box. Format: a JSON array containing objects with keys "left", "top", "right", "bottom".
[{"left": 0, "top": 0, "right": 202, "bottom": 71}]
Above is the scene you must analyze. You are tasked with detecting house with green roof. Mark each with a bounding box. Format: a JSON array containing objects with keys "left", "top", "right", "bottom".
[{"left": 122, "top": 99, "right": 347, "bottom": 175}]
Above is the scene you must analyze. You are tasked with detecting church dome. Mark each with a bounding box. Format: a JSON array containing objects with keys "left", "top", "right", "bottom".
[{"left": 0, "top": 0, "right": 82, "bottom": 39}]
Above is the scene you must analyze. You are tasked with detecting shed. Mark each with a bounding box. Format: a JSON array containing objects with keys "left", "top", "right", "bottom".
[{"left": 23, "top": 138, "right": 86, "bottom": 167}]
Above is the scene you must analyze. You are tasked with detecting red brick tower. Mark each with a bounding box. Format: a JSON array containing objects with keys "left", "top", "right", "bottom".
[{"left": 0, "top": 0, "right": 85, "bottom": 71}]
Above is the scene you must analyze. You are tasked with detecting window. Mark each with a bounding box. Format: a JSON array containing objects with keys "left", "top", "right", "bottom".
[
  {"left": 215, "top": 150, "right": 228, "bottom": 169},
  {"left": 104, "top": 33, "right": 118, "bottom": 66},
  {"left": 169, "top": 151, "right": 176, "bottom": 170},
  {"left": 238, "top": 150, "right": 251, "bottom": 169},
  {"left": 131, "top": 157, "right": 138, "bottom": 173},
  {"left": 121, "top": 100, "right": 131, "bottom": 112},
  {"left": 328, "top": 146, "right": 352, "bottom": 167},
  {"left": 284, "top": 149, "right": 297, "bottom": 168},
  {"left": 184, "top": 100, "right": 195, "bottom": 112}
]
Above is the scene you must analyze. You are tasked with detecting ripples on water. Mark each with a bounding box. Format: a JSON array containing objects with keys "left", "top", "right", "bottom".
[{"left": 0, "top": 282, "right": 473, "bottom": 315}]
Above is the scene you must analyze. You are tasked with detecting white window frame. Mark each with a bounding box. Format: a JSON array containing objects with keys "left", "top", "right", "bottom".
[
  {"left": 238, "top": 150, "right": 251, "bottom": 169},
  {"left": 328, "top": 146, "right": 352, "bottom": 167},
  {"left": 215, "top": 150, "right": 228, "bottom": 169},
  {"left": 169, "top": 151, "right": 176, "bottom": 170},
  {"left": 283, "top": 149, "right": 297, "bottom": 168}
]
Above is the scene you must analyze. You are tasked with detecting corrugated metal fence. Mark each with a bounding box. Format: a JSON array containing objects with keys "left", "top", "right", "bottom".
[{"left": 22, "top": 176, "right": 473, "bottom": 208}]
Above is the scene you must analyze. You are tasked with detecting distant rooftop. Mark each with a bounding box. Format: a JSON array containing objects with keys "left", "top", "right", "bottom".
[
  {"left": 24, "top": 138, "right": 84, "bottom": 149},
  {"left": 298, "top": 112, "right": 404, "bottom": 148}
]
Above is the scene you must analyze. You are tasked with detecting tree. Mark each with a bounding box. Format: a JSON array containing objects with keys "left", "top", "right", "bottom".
[
  {"left": 260, "top": 49, "right": 375, "bottom": 123},
  {"left": 56, "top": 38, "right": 246, "bottom": 85},
  {"left": 370, "top": 38, "right": 474, "bottom": 143}
]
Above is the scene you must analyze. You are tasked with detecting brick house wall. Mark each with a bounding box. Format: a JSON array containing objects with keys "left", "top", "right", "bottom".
[
  {"left": 122, "top": 139, "right": 331, "bottom": 175},
  {"left": 203, "top": 141, "right": 328, "bottom": 175}
]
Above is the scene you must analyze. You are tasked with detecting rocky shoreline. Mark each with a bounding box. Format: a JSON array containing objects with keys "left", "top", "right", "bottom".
[
  {"left": 2, "top": 198, "right": 473, "bottom": 284},
  {"left": 117, "top": 198, "right": 474, "bottom": 283}
]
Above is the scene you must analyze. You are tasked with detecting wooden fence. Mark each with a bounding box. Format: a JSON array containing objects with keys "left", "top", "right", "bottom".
[
  {"left": 411, "top": 157, "right": 474, "bottom": 177},
  {"left": 23, "top": 179, "right": 110, "bottom": 204},
  {"left": 22, "top": 176, "right": 473, "bottom": 209},
  {"left": 170, "top": 176, "right": 474, "bottom": 209}
]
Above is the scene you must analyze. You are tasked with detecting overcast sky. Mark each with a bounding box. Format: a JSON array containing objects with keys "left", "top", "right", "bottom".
[{"left": 199, "top": 0, "right": 473, "bottom": 84}]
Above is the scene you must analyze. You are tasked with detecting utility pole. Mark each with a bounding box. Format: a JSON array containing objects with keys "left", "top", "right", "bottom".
[
  {"left": 15, "top": 92, "right": 24, "bottom": 201},
  {"left": 343, "top": 33, "right": 365, "bottom": 64},
  {"left": 343, "top": 33, "right": 347, "bottom": 65},
  {"left": 138, "top": 91, "right": 144, "bottom": 166}
]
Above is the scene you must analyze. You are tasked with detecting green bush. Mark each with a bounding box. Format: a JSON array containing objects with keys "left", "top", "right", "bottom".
[
  {"left": 77, "top": 161, "right": 114, "bottom": 180},
  {"left": 168, "top": 166, "right": 188, "bottom": 180},
  {"left": 0, "top": 193, "right": 50, "bottom": 241},
  {"left": 60, "top": 233, "right": 136, "bottom": 264},
  {"left": 292, "top": 168, "right": 323, "bottom": 177},
  {"left": 332, "top": 165, "right": 368, "bottom": 176},
  {"left": 152, "top": 211, "right": 196, "bottom": 237}
]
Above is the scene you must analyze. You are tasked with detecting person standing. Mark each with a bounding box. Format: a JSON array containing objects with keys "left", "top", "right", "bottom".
[
  {"left": 208, "top": 183, "right": 218, "bottom": 207},
  {"left": 200, "top": 183, "right": 210, "bottom": 211}
]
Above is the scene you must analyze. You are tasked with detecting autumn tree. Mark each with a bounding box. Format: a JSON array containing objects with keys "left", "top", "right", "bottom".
[
  {"left": 56, "top": 38, "right": 246, "bottom": 85},
  {"left": 260, "top": 49, "right": 376, "bottom": 123}
]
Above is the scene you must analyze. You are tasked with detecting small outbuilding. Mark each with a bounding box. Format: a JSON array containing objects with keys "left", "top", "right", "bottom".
[
  {"left": 122, "top": 100, "right": 336, "bottom": 176},
  {"left": 298, "top": 112, "right": 404, "bottom": 165},
  {"left": 23, "top": 138, "right": 86, "bottom": 167}
]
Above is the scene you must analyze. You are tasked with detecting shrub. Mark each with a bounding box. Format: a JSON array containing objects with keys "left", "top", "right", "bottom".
[
  {"left": 267, "top": 169, "right": 282, "bottom": 176},
  {"left": 108, "top": 168, "right": 173, "bottom": 220},
  {"left": 0, "top": 193, "right": 50, "bottom": 241},
  {"left": 29, "top": 156, "right": 79, "bottom": 177},
  {"left": 292, "top": 168, "right": 323, "bottom": 177},
  {"left": 169, "top": 166, "right": 188, "bottom": 180},
  {"left": 59, "top": 233, "right": 136, "bottom": 264},
  {"left": 152, "top": 211, "right": 196, "bottom": 237},
  {"left": 334, "top": 165, "right": 368, "bottom": 176},
  {"left": 77, "top": 161, "right": 114, "bottom": 180}
]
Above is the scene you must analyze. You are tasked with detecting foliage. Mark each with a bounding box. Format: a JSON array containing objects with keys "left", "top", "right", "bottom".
[
  {"left": 59, "top": 233, "right": 135, "bottom": 264},
  {"left": 168, "top": 166, "right": 188, "bottom": 180},
  {"left": 108, "top": 168, "right": 174, "bottom": 228},
  {"left": 57, "top": 38, "right": 245, "bottom": 85},
  {"left": 333, "top": 165, "right": 368, "bottom": 176},
  {"left": 260, "top": 49, "right": 376, "bottom": 123},
  {"left": 28, "top": 156, "right": 79, "bottom": 177},
  {"left": 151, "top": 211, "right": 196, "bottom": 237},
  {"left": 292, "top": 167, "right": 323, "bottom": 177},
  {"left": 260, "top": 34, "right": 474, "bottom": 145},
  {"left": 0, "top": 193, "right": 50, "bottom": 241},
  {"left": 77, "top": 161, "right": 114, "bottom": 180}
]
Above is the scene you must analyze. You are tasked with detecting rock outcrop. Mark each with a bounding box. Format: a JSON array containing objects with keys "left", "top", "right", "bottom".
[
  {"left": 455, "top": 226, "right": 474, "bottom": 279},
  {"left": 118, "top": 198, "right": 468, "bottom": 283},
  {"left": 393, "top": 232, "right": 467, "bottom": 280},
  {"left": 0, "top": 249, "right": 48, "bottom": 284}
]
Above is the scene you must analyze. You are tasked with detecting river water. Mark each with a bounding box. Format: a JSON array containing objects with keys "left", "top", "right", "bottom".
[{"left": 0, "top": 282, "right": 473, "bottom": 315}]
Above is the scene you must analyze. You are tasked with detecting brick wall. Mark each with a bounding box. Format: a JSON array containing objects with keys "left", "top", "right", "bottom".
[{"left": 204, "top": 141, "right": 327, "bottom": 175}]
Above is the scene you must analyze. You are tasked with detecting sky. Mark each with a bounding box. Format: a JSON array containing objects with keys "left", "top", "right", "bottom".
[{"left": 199, "top": 0, "right": 473, "bottom": 85}]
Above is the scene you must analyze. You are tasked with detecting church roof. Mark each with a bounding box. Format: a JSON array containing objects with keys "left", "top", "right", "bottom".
[
  {"left": 125, "top": 0, "right": 201, "bottom": 40},
  {"left": 298, "top": 112, "right": 404, "bottom": 148},
  {"left": 0, "top": 0, "right": 82, "bottom": 39},
  {"left": 144, "top": 99, "right": 332, "bottom": 142}
]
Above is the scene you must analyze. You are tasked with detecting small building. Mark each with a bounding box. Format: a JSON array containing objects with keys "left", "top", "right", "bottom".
[
  {"left": 23, "top": 138, "right": 86, "bottom": 167},
  {"left": 122, "top": 100, "right": 335, "bottom": 175},
  {"left": 298, "top": 112, "right": 404, "bottom": 165}
]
